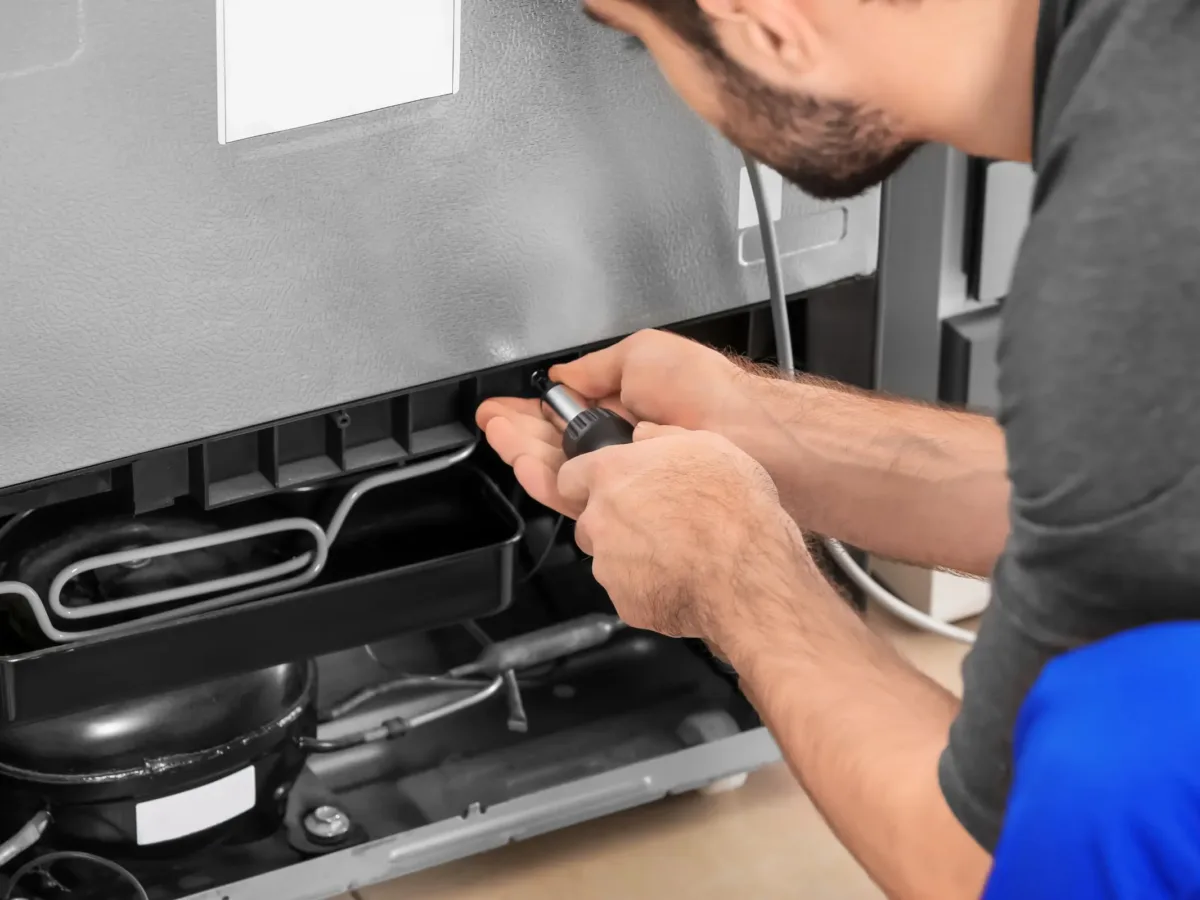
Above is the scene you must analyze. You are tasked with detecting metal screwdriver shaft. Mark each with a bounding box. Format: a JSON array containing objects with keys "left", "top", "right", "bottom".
[{"left": 531, "top": 370, "right": 634, "bottom": 459}]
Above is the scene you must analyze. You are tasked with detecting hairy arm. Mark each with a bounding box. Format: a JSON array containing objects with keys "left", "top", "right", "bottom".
[
  {"left": 536, "top": 416, "right": 992, "bottom": 897},
  {"left": 721, "top": 557, "right": 992, "bottom": 899},
  {"left": 480, "top": 338, "right": 1000, "bottom": 895},
  {"left": 734, "top": 373, "right": 1009, "bottom": 577},
  {"left": 540, "top": 331, "right": 1008, "bottom": 578},
  {"left": 511, "top": 328, "right": 1009, "bottom": 576}
]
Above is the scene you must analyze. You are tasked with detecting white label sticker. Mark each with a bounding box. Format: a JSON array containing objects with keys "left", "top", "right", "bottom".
[
  {"left": 136, "top": 766, "right": 256, "bottom": 846},
  {"left": 217, "top": 0, "right": 461, "bottom": 143},
  {"left": 738, "top": 165, "right": 784, "bottom": 230}
]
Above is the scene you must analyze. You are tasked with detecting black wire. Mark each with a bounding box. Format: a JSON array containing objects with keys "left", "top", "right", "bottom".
[
  {"left": 517, "top": 515, "right": 566, "bottom": 584},
  {"left": 2, "top": 850, "right": 149, "bottom": 900},
  {"left": 462, "top": 620, "right": 493, "bottom": 647}
]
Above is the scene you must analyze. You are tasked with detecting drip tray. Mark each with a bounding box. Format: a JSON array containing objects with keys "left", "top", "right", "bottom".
[{"left": 0, "top": 465, "right": 523, "bottom": 724}]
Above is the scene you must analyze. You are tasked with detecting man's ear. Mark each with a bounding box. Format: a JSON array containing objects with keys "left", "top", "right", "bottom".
[{"left": 697, "top": 0, "right": 820, "bottom": 77}]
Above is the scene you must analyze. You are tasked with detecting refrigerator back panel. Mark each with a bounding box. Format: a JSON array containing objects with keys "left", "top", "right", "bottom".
[{"left": 0, "top": 0, "right": 879, "bottom": 491}]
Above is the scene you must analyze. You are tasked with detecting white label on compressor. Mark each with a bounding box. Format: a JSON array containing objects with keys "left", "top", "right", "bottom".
[{"left": 135, "top": 766, "right": 257, "bottom": 846}]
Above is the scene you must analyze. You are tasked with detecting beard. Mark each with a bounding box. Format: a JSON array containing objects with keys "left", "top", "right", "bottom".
[{"left": 709, "top": 52, "right": 921, "bottom": 201}]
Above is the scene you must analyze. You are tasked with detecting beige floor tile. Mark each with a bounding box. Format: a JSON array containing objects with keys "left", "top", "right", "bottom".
[{"left": 354, "top": 609, "right": 973, "bottom": 900}]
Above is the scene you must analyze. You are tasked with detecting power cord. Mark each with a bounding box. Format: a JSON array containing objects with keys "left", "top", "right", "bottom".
[
  {"left": 742, "top": 152, "right": 976, "bottom": 646},
  {"left": 518, "top": 514, "right": 567, "bottom": 584}
]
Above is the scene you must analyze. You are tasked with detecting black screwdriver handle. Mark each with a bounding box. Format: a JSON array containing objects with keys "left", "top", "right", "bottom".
[
  {"left": 562, "top": 407, "right": 635, "bottom": 459},
  {"left": 531, "top": 370, "right": 635, "bottom": 459}
]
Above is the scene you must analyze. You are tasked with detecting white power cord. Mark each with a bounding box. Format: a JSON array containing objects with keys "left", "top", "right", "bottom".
[
  {"left": 823, "top": 538, "right": 979, "bottom": 644},
  {"left": 742, "top": 154, "right": 975, "bottom": 645}
]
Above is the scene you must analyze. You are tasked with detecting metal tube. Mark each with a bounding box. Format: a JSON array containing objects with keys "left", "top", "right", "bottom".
[
  {"left": 532, "top": 370, "right": 587, "bottom": 424},
  {"left": 0, "top": 442, "right": 476, "bottom": 643},
  {"left": 0, "top": 809, "right": 51, "bottom": 868}
]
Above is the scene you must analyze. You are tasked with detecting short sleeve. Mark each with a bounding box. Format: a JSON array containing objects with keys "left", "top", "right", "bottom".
[{"left": 938, "top": 107, "right": 1200, "bottom": 848}]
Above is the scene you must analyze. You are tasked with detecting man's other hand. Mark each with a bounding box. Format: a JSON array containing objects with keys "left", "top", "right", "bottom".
[{"left": 558, "top": 423, "right": 809, "bottom": 650}]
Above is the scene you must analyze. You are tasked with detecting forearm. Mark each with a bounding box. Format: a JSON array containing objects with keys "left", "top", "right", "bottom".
[
  {"left": 722, "top": 564, "right": 991, "bottom": 899},
  {"left": 736, "top": 374, "right": 1009, "bottom": 577}
]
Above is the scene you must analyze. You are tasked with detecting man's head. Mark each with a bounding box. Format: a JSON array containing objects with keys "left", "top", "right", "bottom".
[{"left": 583, "top": 0, "right": 1036, "bottom": 198}]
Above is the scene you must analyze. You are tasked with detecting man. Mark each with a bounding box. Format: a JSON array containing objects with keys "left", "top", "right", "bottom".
[{"left": 477, "top": 0, "right": 1200, "bottom": 894}]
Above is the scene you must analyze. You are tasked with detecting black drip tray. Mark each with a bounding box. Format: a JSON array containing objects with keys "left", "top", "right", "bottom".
[{"left": 0, "top": 466, "right": 523, "bottom": 724}]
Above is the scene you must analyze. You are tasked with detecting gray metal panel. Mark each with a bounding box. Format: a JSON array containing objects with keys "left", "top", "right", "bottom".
[
  {"left": 976, "top": 163, "right": 1034, "bottom": 305},
  {"left": 876, "top": 145, "right": 959, "bottom": 401},
  {"left": 945, "top": 307, "right": 1002, "bottom": 414},
  {"left": 876, "top": 144, "right": 1011, "bottom": 403},
  {"left": 183, "top": 728, "right": 781, "bottom": 900},
  {"left": 0, "top": 0, "right": 878, "bottom": 491}
]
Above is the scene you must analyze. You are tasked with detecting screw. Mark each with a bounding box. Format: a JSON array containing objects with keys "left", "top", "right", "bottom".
[{"left": 303, "top": 805, "right": 352, "bottom": 843}]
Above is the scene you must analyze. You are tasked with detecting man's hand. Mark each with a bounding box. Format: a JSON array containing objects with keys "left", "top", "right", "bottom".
[
  {"left": 476, "top": 330, "right": 778, "bottom": 518},
  {"left": 493, "top": 414, "right": 991, "bottom": 899},
  {"left": 478, "top": 333, "right": 994, "bottom": 898},
  {"left": 478, "top": 327, "right": 1009, "bottom": 576},
  {"left": 556, "top": 423, "right": 811, "bottom": 650},
  {"left": 543, "top": 329, "right": 757, "bottom": 433}
]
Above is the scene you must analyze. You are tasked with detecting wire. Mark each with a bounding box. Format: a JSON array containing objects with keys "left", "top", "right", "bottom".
[
  {"left": 0, "top": 442, "right": 476, "bottom": 644},
  {"left": 518, "top": 515, "right": 566, "bottom": 584},
  {"left": 743, "top": 153, "right": 794, "bottom": 374},
  {"left": 326, "top": 674, "right": 490, "bottom": 720},
  {"left": 462, "top": 620, "right": 493, "bottom": 647},
  {"left": 823, "top": 541, "right": 979, "bottom": 644},
  {"left": 2, "top": 850, "right": 149, "bottom": 900},
  {"left": 743, "top": 152, "right": 975, "bottom": 646},
  {"left": 300, "top": 675, "right": 505, "bottom": 753},
  {"left": 0, "top": 511, "right": 32, "bottom": 554},
  {"left": 0, "top": 811, "right": 50, "bottom": 868}
]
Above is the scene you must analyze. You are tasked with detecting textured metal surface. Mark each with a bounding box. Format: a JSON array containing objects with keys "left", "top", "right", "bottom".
[
  {"left": 976, "top": 162, "right": 1034, "bottom": 304},
  {"left": 877, "top": 145, "right": 970, "bottom": 401},
  {"left": 182, "top": 728, "right": 780, "bottom": 900},
  {"left": 0, "top": 0, "right": 878, "bottom": 491}
]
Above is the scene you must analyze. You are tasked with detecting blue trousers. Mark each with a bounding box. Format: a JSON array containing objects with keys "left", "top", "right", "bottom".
[{"left": 985, "top": 622, "right": 1200, "bottom": 899}]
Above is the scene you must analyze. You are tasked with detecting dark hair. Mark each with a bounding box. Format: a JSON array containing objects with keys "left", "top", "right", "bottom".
[{"left": 619, "top": 0, "right": 920, "bottom": 201}]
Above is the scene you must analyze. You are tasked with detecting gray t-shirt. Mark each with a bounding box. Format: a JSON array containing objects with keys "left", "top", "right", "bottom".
[{"left": 938, "top": 0, "right": 1200, "bottom": 850}]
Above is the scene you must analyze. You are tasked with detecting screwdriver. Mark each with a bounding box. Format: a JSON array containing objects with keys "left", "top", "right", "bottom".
[
  {"left": 532, "top": 372, "right": 734, "bottom": 676},
  {"left": 531, "top": 370, "right": 634, "bottom": 459}
]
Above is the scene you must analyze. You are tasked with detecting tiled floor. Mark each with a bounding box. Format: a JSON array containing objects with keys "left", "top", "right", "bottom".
[{"left": 337, "top": 610, "right": 972, "bottom": 900}]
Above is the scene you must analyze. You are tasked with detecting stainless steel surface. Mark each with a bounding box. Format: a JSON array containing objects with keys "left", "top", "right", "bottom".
[
  {"left": 877, "top": 146, "right": 961, "bottom": 402},
  {"left": 543, "top": 386, "right": 588, "bottom": 426},
  {"left": 877, "top": 145, "right": 1006, "bottom": 402},
  {"left": 944, "top": 307, "right": 1002, "bottom": 414},
  {"left": 184, "top": 728, "right": 782, "bottom": 900},
  {"left": 976, "top": 162, "right": 1034, "bottom": 304},
  {"left": 0, "top": 0, "right": 879, "bottom": 492}
]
